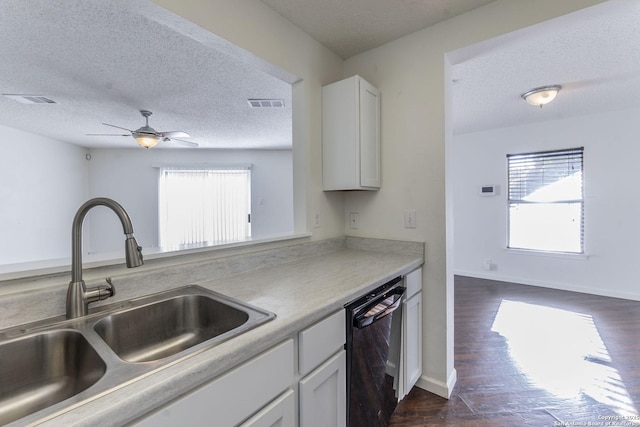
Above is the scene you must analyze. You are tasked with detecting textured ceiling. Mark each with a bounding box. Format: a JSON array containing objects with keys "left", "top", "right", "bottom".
[
  {"left": 262, "top": 0, "right": 640, "bottom": 135},
  {"left": 451, "top": 0, "right": 640, "bottom": 135},
  {"left": 0, "top": 0, "right": 293, "bottom": 149},
  {"left": 1, "top": 0, "right": 636, "bottom": 149},
  {"left": 260, "top": 0, "right": 497, "bottom": 59}
]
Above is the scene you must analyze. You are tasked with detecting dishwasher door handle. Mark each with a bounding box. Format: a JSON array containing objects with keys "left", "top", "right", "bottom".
[{"left": 354, "top": 287, "right": 405, "bottom": 329}]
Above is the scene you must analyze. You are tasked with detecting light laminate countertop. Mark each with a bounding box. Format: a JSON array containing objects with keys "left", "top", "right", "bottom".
[{"left": 21, "top": 243, "right": 422, "bottom": 426}]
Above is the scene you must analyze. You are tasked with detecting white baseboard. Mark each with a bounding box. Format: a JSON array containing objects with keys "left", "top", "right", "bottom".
[
  {"left": 454, "top": 269, "right": 640, "bottom": 302},
  {"left": 415, "top": 368, "right": 457, "bottom": 399}
]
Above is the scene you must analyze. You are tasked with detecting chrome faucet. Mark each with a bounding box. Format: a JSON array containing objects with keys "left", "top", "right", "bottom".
[{"left": 66, "top": 197, "right": 144, "bottom": 318}]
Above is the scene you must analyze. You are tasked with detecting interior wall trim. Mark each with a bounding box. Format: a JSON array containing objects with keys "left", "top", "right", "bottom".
[{"left": 453, "top": 270, "right": 640, "bottom": 302}]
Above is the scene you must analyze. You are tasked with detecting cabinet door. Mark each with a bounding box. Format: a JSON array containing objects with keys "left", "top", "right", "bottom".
[
  {"left": 299, "top": 350, "right": 346, "bottom": 427},
  {"left": 403, "top": 292, "right": 422, "bottom": 394},
  {"left": 359, "top": 78, "right": 380, "bottom": 188},
  {"left": 322, "top": 75, "right": 380, "bottom": 191},
  {"left": 240, "top": 389, "right": 296, "bottom": 427},
  {"left": 322, "top": 77, "right": 359, "bottom": 191},
  {"left": 405, "top": 268, "right": 422, "bottom": 299}
]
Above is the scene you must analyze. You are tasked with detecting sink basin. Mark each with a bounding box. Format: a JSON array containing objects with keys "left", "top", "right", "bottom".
[
  {"left": 0, "top": 330, "right": 106, "bottom": 425},
  {"left": 94, "top": 294, "right": 251, "bottom": 362},
  {"left": 0, "top": 285, "right": 274, "bottom": 425}
]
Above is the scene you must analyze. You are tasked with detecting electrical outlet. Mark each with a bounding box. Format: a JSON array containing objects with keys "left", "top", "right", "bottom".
[
  {"left": 349, "top": 212, "right": 360, "bottom": 229},
  {"left": 314, "top": 212, "right": 321, "bottom": 228},
  {"left": 404, "top": 210, "right": 416, "bottom": 229}
]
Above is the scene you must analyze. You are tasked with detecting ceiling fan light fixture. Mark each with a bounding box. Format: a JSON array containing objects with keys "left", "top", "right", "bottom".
[
  {"left": 133, "top": 132, "right": 161, "bottom": 148},
  {"left": 521, "top": 85, "right": 561, "bottom": 107},
  {"left": 91, "top": 110, "right": 196, "bottom": 148}
]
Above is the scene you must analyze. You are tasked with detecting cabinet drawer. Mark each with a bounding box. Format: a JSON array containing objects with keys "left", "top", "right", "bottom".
[
  {"left": 134, "top": 339, "right": 294, "bottom": 427},
  {"left": 299, "top": 310, "right": 345, "bottom": 376}
]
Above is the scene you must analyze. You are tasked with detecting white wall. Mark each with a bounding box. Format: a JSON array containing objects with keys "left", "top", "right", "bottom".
[
  {"left": 0, "top": 124, "right": 88, "bottom": 264},
  {"left": 453, "top": 107, "right": 640, "bottom": 301},
  {"left": 342, "top": 0, "right": 605, "bottom": 397},
  {"left": 151, "top": 0, "right": 347, "bottom": 241},
  {"left": 85, "top": 148, "right": 293, "bottom": 254}
]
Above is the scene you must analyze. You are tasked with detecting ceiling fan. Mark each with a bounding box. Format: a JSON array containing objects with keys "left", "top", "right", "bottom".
[{"left": 87, "top": 110, "right": 198, "bottom": 148}]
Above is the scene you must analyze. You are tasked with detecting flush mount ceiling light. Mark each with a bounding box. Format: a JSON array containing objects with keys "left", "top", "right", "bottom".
[{"left": 521, "top": 85, "right": 562, "bottom": 108}]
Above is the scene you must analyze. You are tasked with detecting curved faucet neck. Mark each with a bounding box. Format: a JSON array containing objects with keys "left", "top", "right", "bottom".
[
  {"left": 71, "top": 197, "right": 136, "bottom": 284},
  {"left": 67, "top": 197, "right": 143, "bottom": 319}
]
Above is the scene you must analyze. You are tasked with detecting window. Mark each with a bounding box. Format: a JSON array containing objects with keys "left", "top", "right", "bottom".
[
  {"left": 507, "top": 147, "right": 584, "bottom": 254},
  {"left": 159, "top": 166, "right": 251, "bottom": 249}
]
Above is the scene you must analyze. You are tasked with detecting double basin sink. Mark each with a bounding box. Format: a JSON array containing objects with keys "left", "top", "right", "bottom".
[{"left": 0, "top": 286, "right": 275, "bottom": 425}]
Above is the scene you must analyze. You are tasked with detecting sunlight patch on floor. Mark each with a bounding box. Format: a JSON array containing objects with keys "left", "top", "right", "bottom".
[{"left": 491, "top": 299, "right": 638, "bottom": 418}]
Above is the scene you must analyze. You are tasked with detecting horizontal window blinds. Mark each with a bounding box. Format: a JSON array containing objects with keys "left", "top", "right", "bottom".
[
  {"left": 508, "top": 148, "right": 583, "bottom": 203},
  {"left": 507, "top": 147, "right": 584, "bottom": 254}
]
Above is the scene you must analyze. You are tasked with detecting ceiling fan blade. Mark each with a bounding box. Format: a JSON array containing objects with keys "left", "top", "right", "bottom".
[
  {"left": 162, "top": 131, "right": 190, "bottom": 138},
  {"left": 86, "top": 133, "right": 130, "bottom": 137},
  {"left": 170, "top": 137, "right": 199, "bottom": 148},
  {"left": 102, "top": 123, "right": 133, "bottom": 132}
]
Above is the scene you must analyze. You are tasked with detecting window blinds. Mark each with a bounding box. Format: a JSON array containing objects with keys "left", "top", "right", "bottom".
[
  {"left": 508, "top": 148, "right": 584, "bottom": 203},
  {"left": 507, "top": 147, "right": 584, "bottom": 253},
  {"left": 159, "top": 167, "right": 251, "bottom": 249}
]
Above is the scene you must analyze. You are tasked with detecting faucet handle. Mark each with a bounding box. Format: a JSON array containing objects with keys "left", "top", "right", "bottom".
[
  {"left": 95, "top": 277, "right": 116, "bottom": 301},
  {"left": 104, "top": 277, "right": 116, "bottom": 297},
  {"left": 81, "top": 277, "right": 116, "bottom": 307}
]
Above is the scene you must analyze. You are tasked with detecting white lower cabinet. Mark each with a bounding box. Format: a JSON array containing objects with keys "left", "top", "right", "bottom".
[
  {"left": 131, "top": 301, "right": 395, "bottom": 427},
  {"left": 298, "top": 310, "right": 347, "bottom": 427},
  {"left": 133, "top": 339, "right": 294, "bottom": 427},
  {"left": 134, "top": 310, "right": 348, "bottom": 427},
  {"left": 239, "top": 389, "right": 296, "bottom": 427},
  {"left": 403, "top": 288, "right": 422, "bottom": 392},
  {"left": 299, "top": 350, "right": 346, "bottom": 427},
  {"left": 399, "top": 268, "right": 423, "bottom": 399}
]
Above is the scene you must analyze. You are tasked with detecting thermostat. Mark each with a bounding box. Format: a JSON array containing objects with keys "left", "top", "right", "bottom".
[{"left": 479, "top": 185, "right": 497, "bottom": 196}]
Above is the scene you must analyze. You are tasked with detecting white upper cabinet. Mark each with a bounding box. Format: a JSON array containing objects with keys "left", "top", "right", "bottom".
[{"left": 322, "top": 75, "right": 380, "bottom": 191}]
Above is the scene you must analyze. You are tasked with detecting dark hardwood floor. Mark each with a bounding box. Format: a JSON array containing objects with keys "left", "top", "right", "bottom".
[{"left": 389, "top": 276, "right": 640, "bottom": 426}]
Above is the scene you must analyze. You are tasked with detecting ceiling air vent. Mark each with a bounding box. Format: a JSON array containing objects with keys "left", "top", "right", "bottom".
[
  {"left": 247, "top": 99, "right": 284, "bottom": 108},
  {"left": 2, "top": 94, "right": 57, "bottom": 104}
]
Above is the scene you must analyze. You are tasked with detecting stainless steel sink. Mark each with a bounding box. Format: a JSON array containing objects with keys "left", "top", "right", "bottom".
[
  {"left": 0, "top": 285, "right": 275, "bottom": 425},
  {"left": 95, "top": 293, "right": 251, "bottom": 362},
  {"left": 0, "top": 330, "right": 106, "bottom": 425}
]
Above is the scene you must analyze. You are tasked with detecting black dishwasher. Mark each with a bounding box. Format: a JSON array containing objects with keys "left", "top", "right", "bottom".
[{"left": 344, "top": 276, "right": 405, "bottom": 427}]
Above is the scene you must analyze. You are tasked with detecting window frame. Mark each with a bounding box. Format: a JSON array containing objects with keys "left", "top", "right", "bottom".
[{"left": 506, "top": 147, "right": 584, "bottom": 255}]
